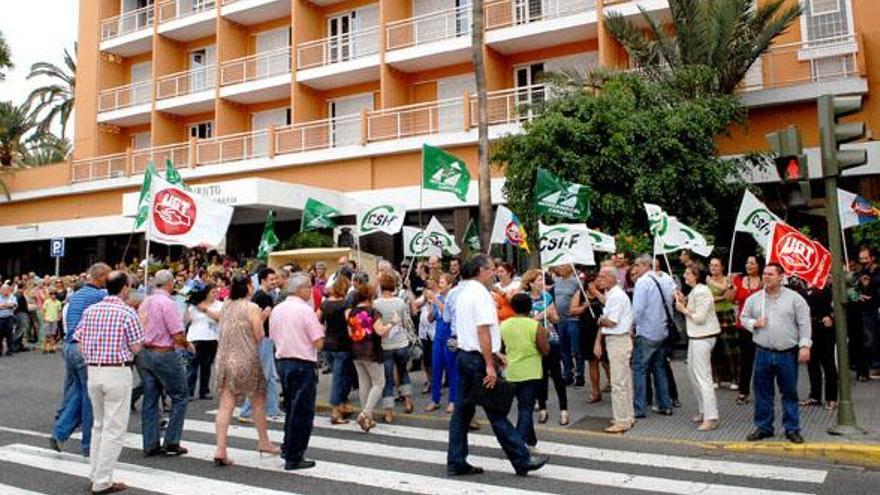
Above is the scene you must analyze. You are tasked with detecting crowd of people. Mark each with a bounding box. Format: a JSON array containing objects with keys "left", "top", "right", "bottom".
[{"left": 3, "top": 244, "right": 880, "bottom": 494}]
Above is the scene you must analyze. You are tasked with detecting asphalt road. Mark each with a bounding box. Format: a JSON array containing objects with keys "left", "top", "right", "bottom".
[{"left": 1, "top": 350, "right": 878, "bottom": 495}]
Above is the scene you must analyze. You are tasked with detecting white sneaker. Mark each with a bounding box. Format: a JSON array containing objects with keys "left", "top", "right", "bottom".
[
  {"left": 559, "top": 410, "right": 571, "bottom": 426},
  {"left": 729, "top": 383, "right": 739, "bottom": 391}
]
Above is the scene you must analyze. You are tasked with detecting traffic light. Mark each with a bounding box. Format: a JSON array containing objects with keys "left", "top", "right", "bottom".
[
  {"left": 767, "top": 126, "right": 809, "bottom": 208},
  {"left": 818, "top": 94, "right": 868, "bottom": 177}
]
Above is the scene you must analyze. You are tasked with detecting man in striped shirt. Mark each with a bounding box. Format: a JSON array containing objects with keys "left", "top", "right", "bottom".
[{"left": 75, "top": 271, "right": 144, "bottom": 495}]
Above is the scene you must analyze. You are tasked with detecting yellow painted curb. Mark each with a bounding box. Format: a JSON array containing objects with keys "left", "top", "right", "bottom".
[{"left": 708, "top": 441, "right": 880, "bottom": 469}]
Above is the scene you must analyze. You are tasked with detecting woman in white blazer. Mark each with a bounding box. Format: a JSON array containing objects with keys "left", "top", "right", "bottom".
[{"left": 674, "top": 263, "right": 721, "bottom": 431}]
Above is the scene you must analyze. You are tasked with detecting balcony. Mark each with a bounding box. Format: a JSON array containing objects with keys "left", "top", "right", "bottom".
[
  {"left": 602, "top": 0, "right": 670, "bottom": 18},
  {"left": 131, "top": 142, "right": 191, "bottom": 174},
  {"left": 469, "top": 85, "right": 545, "bottom": 126},
  {"left": 385, "top": 6, "right": 471, "bottom": 72},
  {"left": 366, "top": 97, "right": 465, "bottom": 143},
  {"left": 275, "top": 114, "right": 363, "bottom": 153},
  {"left": 158, "top": 0, "right": 217, "bottom": 41},
  {"left": 220, "top": 47, "right": 292, "bottom": 104},
  {"left": 99, "top": 5, "right": 154, "bottom": 57},
  {"left": 71, "top": 153, "right": 128, "bottom": 183},
  {"left": 485, "top": 0, "right": 598, "bottom": 54},
  {"left": 155, "top": 66, "right": 217, "bottom": 114},
  {"left": 221, "top": 0, "right": 291, "bottom": 25},
  {"left": 97, "top": 81, "right": 153, "bottom": 126},
  {"left": 296, "top": 27, "right": 381, "bottom": 90},
  {"left": 196, "top": 129, "right": 270, "bottom": 165},
  {"left": 738, "top": 34, "right": 868, "bottom": 107}
]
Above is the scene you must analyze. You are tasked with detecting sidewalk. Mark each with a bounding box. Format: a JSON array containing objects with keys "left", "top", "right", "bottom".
[{"left": 313, "top": 355, "right": 880, "bottom": 465}]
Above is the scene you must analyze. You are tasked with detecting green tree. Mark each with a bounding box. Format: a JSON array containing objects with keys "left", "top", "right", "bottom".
[
  {"left": 605, "top": 0, "right": 802, "bottom": 94},
  {"left": 0, "top": 101, "right": 41, "bottom": 167},
  {"left": 494, "top": 69, "right": 749, "bottom": 241},
  {"left": 23, "top": 134, "right": 71, "bottom": 165},
  {"left": 27, "top": 46, "right": 76, "bottom": 137},
  {"left": 0, "top": 30, "right": 11, "bottom": 81}
]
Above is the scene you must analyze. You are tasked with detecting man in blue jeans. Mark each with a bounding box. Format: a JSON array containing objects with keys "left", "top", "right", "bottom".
[
  {"left": 239, "top": 268, "right": 282, "bottom": 422},
  {"left": 446, "top": 255, "right": 547, "bottom": 477},
  {"left": 138, "top": 270, "right": 192, "bottom": 457},
  {"left": 740, "top": 263, "right": 812, "bottom": 444},
  {"left": 50, "top": 263, "right": 110, "bottom": 456},
  {"left": 630, "top": 255, "right": 674, "bottom": 417}
]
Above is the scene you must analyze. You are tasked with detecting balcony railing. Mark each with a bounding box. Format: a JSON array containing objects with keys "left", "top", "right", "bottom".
[
  {"left": 157, "top": 66, "right": 216, "bottom": 100},
  {"left": 132, "top": 143, "right": 190, "bottom": 174},
  {"left": 386, "top": 5, "right": 471, "bottom": 51},
  {"left": 740, "top": 34, "right": 863, "bottom": 92},
  {"left": 275, "top": 114, "right": 363, "bottom": 154},
  {"left": 101, "top": 5, "right": 154, "bottom": 41},
  {"left": 98, "top": 80, "right": 153, "bottom": 112},
  {"left": 159, "top": 0, "right": 217, "bottom": 23},
  {"left": 485, "top": 0, "right": 595, "bottom": 30},
  {"left": 297, "top": 27, "right": 381, "bottom": 70},
  {"left": 196, "top": 129, "right": 270, "bottom": 165},
  {"left": 71, "top": 153, "right": 128, "bottom": 183},
  {"left": 220, "top": 47, "right": 291, "bottom": 86},
  {"left": 366, "top": 97, "right": 464, "bottom": 142},
  {"left": 469, "top": 85, "right": 546, "bottom": 126}
]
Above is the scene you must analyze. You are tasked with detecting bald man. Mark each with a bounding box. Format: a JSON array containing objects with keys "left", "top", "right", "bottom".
[{"left": 595, "top": 266, "right": 635, "bottom": 434}]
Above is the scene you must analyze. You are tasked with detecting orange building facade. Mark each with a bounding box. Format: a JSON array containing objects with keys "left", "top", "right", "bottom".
[{"left": 2, "top": 0, "right": 878, "bottom": 273}]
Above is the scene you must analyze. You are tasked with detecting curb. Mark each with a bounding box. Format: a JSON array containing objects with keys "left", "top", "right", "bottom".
[{"left": 707, "top": 441, "right": 880, "bottom": 469}]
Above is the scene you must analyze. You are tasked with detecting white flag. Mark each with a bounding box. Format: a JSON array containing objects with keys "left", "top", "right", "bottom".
[
  {"left": 645, "top": 203, "right": 713, "bottom": 257},
  {"left": 357, "top": 203, "right": 406, "bottom": 236},
  {"left": 539, "top": 222, "right": 595, "bottom": 267},
  {"left": 586, "top": 228, "right": 616, "bottom": 253},
  {"left": 734, "top": 190, "right": 782, "bottom": 249},
  {"left": 425, "top": 216, "right": 461, "bottom": 255},
  {"left": 403, "top": 227, "right": 441, "bottom": 257},
  {"left": 148, "top": 175, "right": 233, "bottom": 248}
]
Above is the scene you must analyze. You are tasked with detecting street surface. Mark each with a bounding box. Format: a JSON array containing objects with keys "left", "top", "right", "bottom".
[{"left": 1, "top": 351, "right": 878, "bottom": 495}]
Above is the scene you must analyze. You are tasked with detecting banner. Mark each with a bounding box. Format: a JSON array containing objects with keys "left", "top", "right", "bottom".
[
  {"left": 301, "top": 197, "right": 341, "bottom": 232},
  {"left": 134, "top": 161, "right": 157, "bottom": 229},
  {"left": 425, "top": 216, "right": 460, "bottom": 255},
  {"left": 586, "top": 228, "right": 616, "bottom": 253},
  {"left": 463, "top": 218, "right": 480, "bottom": 251},
  {"left": 490, "top": 205, "right": 530, "bottom": 253},
  {"left": 357, "top": 203, "right": 406, "bottom": 236},
  {"left": 645, "top": 203, "right": 713, "bottom": 257},
  {"left": 257, "top": 210, "right": 280, "bottom": 261},
  {"left": 423, "top": 144, "right": 470, "bottom": 201},
  {"left": 539, "top": 222, "right": 595, "bottom": 267},
  {"left": 838, "top": 188, "right": 880, "bottom": 230},
  {"left": 148, "top": 175, "right": 233, "bottom": 248},
  {"left": 402, "top": 217, "right": 461, "bottom": 257},
  {"left": 734, "top": 190, "right": 782, "bottom": 249},
  {"left": 534, "top": 168, "right": 591, "bottom": 220},
  {"left": 767, "top": 222, "right": 831, "bottom": 289}
]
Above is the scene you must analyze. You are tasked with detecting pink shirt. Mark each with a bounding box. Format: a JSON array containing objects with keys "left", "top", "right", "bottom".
[
  {"left": 269, "top": 295, "right": 324, "bottom": 362},
  {"left": 140, "top": 289, "right": 183, "bottom": 347}
]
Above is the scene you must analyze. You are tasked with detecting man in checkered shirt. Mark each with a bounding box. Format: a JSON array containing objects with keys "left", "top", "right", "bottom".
[{"left": 74, "top": 271, "right": 144, "bottom": 495}]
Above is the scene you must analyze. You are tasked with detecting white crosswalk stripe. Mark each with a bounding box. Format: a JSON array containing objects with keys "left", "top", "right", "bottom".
[
  {"left": 184, "top": 419, "right": 817, "bottom": 495},
  {"left": 0, "top": 443, "right": 293, "bottom": 495},
  {"left": 0, "top": 483, "right": 46, "bottom": 495},
  {"left": 208, "top": 409, "right": 828, "bottom": 484}
]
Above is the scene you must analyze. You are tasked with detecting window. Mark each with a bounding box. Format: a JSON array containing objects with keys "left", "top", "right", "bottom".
[
  {"left": 189, "top": 121, "right": 213, "bottom": 139},
  {"left": 804, "top": 0, "right": 851, "bottom": 41},
  {"left": 810, "top": 0, "right": 839, "bottom": 16}
]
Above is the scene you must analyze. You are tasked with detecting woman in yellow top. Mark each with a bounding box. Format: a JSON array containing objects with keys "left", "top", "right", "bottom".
[
  {"left": 501, "top": 293, "right": 550, "bottom": 450},
  {"left": 41, "top": 290, "right": 62, "bottom": 353}
]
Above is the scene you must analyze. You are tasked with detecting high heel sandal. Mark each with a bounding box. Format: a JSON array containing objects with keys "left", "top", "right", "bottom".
[
  {"left": 214, "top": 457, "right": 234, "bottom": 467},
  {"left": 356, "top": 412, "right": 374, "bottom": 432}
]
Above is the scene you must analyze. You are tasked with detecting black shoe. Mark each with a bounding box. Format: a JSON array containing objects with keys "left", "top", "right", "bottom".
[
  {"left": 564, "top": 378, "right": 575, "bottom": 387},
  {"left": 447, "top": 464, "right": 484, "bottom": 476},
  {"left": 785, "top": 432, "right": 805, "bottom": 444},
  {"left": 144, "top": 446, "right": 167, "bottom": 457},
  {"left": 652, "top": 407, "right": 673, "bottom": 416},
  {"left": 746, "top": 429, "right": 774, "bottom": 442},
  {"left": 163, "top": 444, "right": 188, "bottom": 456},
  {"left": 672, "top": 399, "right": 682, "bottom": 408},
  {"left": 634, "top": 413, "right": 646, "bottom": 419},
  {"left": 49, "top": 437, "right": 62, "bottom": 452},
  {"left": 285, "top": 459, "right": 317, "bottom": 470},
  {"left": 199, "top": 394, "right": 213, "bottom": 401},
  {"left": 574, "top": 378, "right": 585, "bottom": 388},
  {"left": 515, "top": 455, "right": 549, "bottom": 476}
]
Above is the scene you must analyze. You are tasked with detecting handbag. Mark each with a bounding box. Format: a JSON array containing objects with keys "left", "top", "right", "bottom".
[
  {"left": 649, "top": 275, "right": 682, "bottom": 345},
  {"left": 467, "top": 375, "right": 515, "bottom": 415}
]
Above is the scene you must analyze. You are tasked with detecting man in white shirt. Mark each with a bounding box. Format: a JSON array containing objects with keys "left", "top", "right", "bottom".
[
  {"left": 594, "top": 265, "right": 635, "bottom": 433},
  {"left": 446, "top": 254, "right": 547, "bottom": 477}
]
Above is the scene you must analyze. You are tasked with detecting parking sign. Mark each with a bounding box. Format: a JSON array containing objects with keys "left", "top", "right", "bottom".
[{"left": 50, "top": 238, "right": 65, "bottom": 258}]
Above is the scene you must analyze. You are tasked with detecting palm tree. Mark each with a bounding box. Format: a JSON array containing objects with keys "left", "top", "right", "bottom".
[
  {"left": 0, "top": 30, "right": 12, "bottom": 81},
  {"left": 27, "top": 46, "right": 76, "bottom": 137},
  {"left": 23, "top": 134, "right": 71, "bottom": 165},
  {"left": 471, "top": 0, "right": 492, "bottom": 249},
  {"left": 605, "top": 0, "right": 802, "bottom": 95},
  {"left": 0, "top": 101, "right": 41, "bottom": 167}
]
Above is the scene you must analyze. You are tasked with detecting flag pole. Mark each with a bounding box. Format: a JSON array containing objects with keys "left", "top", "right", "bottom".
[
  {"left": 727, "top": 230, "right": 737, "bottom": 276},
  {"left": 144, "top": 206, "right": 151, "bottom": 288},
  {"left": 419, "top": 146, "right": 424, "bottom": 230},
  {"left": 569, "top": 262, "right": 596, "bottom": 318},
  {"left": 662, "top": 252, "right": 674, "bottom": 277},
  {"left": 841, "top": 224, "right": 851, "bottom": 272}
]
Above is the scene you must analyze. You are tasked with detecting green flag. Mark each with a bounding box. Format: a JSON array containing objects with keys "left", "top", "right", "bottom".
[
  {"left": 463, "top": 218, "right": 480, "bottom": 251},
  {"left": 422, "top": 143, "right": 470, "bottom": 202},
  {"left": 134, "top": 161, "right": 158, "bottom": 229},
  {"left": 164, "top": 159, "right": 187, "bottom": 188},
  {"left": 301, "top": 197, "right": 341, "bottom": 232},
  {"left": 533, "top": 168, "right": 591, "bottom": 220},
  {"left": 257, "top": 210, "right": 280, "bottom": 261}
]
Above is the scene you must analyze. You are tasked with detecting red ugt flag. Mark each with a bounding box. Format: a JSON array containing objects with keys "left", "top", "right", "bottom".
[{"left": 767, "top": 223, "right": 832, "bottom": 289}]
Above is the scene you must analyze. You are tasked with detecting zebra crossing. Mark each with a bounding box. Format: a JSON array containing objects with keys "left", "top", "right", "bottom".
[{"left": 0, "top": 413, "right": 832, "bottom": 495}]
